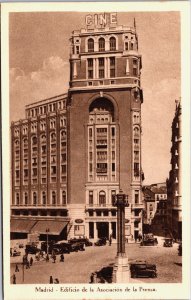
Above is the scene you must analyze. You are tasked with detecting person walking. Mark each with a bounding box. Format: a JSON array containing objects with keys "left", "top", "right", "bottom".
[
  {"left": 49, "top": 276, "right": 53, "bottom": 284},
  {"left": 12, "top": 274, "right": 16, "bottom": 284},
  {"left": 60, "top": 254, "right": 64, "bottom": 262},
  {"left": 46, "top": 253, "right": 49, "bottom": 262},
  {"left": 30, "top": 257, "right": 33, "bottom": 266},
  {"left": 52, "top": 254, "right": 56, "bottom": 263},
  {"left": 109, "top": 234, "right": 112, "bottom": 246},
  {"left": 15, "top": 264, "right": 19, "bottom": 272}
]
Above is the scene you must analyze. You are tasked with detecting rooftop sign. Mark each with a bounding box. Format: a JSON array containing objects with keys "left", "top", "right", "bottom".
[{"left": 85, "top": 13, "right": 117, "bottom": 28}]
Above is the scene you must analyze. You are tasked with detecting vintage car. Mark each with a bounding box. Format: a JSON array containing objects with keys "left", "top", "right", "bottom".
[
  {"left": 68, "top": 237, "right": 93, "bottom": 247},
  {"left": 178, "top": 243, "right": 182, "bottom": 256},
  {"left": 50, "top": 242, "right": 71, "bottom": 254},
  {"left": 163, "top": 238, "right": 173, "bottom": 247},
  {"left": 25, "top": 244, "right": 40, "bottom": 254},
  {"left": 130, "top": 262, "right": 157, "bottom": 278},
  {"left": 68, "top": 239, "right": 85, "bottom": 251},
  {"left": 94, "top": 237, "right": 107, "bottom": 246},
  {"left": 12, "top": 248, "right": 21, "bottom": 257},
  {"left": 140, "top": 234, "right": 158, "bottom": 246}
]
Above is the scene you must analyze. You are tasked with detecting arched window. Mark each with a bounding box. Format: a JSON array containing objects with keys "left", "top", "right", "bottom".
[
  {"left": 52, "top": 191, "right": 56, "bottom": 205},
  {"left": 99, "top": 38, "right": 105, "bottom": 52},
  {"left": 62, "top": 191, "right": 66, "bottom": 205},
  {"left": 33, "top": 192, "right": 37, "bottom": 205},
  {"left": 88, "top": 38, "right": 94, "bottom": 52},
  {"left": 24, "top": 192, "right": 28, "bottom": 205},
  {"left": 51, "top": 132, "right": 56, "bottom": 142},
  {"left": 110, "top": 37, "right": 116, "bottom": 51},
  {"left": 16, "top": 193, "right": 20, "bottom": 205},
  {"left": 99, "top": 191, "right": 106, "bottom": 206},
  {"left": 15, "top": 139, "right": 19, "bottom": 146},
  {"left": 134, "top": 127, "right": 139, "bottom": 137},
  {"left": 41, "top": 134, "right": 46, "bottom": 143},
  {"left": 32, "top": 136, "right": 37, "bottom": 145},
  {"left": 42, "top": 191, "right": 46, "bottom": 205},
  {"left": 60, "top": 130, "right": 66, "bottom": 140},
  {"left": 23, "top": 138, "right": 28, "bottom": 146}
]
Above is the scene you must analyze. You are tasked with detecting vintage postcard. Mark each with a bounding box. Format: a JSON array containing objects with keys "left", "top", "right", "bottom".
[{"left": 1, "top": 1, "right": 190, "bottom": 299}]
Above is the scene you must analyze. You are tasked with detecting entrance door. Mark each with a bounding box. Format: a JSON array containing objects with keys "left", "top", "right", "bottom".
[{"left": 97, "top": 222, "right": 109, "bottom": 239}]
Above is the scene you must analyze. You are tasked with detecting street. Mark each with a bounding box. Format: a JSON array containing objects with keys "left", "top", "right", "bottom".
[{"left": 10, "top": 238, "right": 182, "bottom": 284}]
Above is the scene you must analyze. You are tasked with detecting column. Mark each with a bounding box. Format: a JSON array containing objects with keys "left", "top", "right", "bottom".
[
  {"left": 93, "top": 59, "right": 96, "bottom": 79},
  {"left": 104, "top": 57, "right": 107, "bottom": 78},
  {"left": 85, "top": 222, "right": 89, "bottom": 239},
  {"left": 94, "top": 222, "right": 98, "bottom": 240},
  {"left": 73, "top": 61, "right": 77, "bottom": 78}
]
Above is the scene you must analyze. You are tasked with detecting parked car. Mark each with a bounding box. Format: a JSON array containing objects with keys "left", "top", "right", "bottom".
[
  {"left": 41, "top": 240, "right": 56, "bottom": 253},
  {"left": 94, "top": 238, "right": 107, "bottom": 246},
  {"left": 68, "top": 237, "right": 92, "bottom": 247},
  {"left": 130, "top": 262, "right": 157, "bottom": 278},
  {"left": 25, "top": 244, "right": 40, "bottom": 254},
  {"left": 68, "top": 239, "right": 85, "bottom": 251},
  {"left": 140, "top": 234, "right": 158, "bottom": 246},
  {"left": 12, "top": 249, "right": 21, "bottom": 257},
  {"left": 50, "top": 242, "right": 71, "bottom": 254},
  {"left": 178, "top": 243, "right": 182, "bottom": 256},
  {"left": 163, "top": 238, "right": 173, "bottom": 247}
]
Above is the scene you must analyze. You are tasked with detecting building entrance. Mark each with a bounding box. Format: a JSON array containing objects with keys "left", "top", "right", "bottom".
[{"left": 97, "top": 222, "right": 109, "bottom": 239}]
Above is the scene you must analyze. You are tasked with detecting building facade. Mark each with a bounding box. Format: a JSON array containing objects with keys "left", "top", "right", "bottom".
[
  {"left": 11, "top": 13, "right": 144, "bottom": 242},
  {"left": 167, "top": 100, "right": 182, "bottom": 240}
]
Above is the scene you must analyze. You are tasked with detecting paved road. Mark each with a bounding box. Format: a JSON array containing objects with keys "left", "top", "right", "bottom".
[{"left": 10, "top": 241, "right": 182, "bottom": 284}]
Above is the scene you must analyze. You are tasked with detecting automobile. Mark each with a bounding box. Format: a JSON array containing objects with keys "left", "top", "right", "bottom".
[
  {"left": 163, "top": 238, "right": 173, "bottom": 247},
  {"left": 12, "top": 249, "right": 21, "bottom": 257},
  {"left": 49, "top": 242, "right": 71, "bottom": 254},
  {"left": 25, "top": 244, "right": 40, "bottom": 254},
  {"left": 68, "top": 239, "right": 85, "bottom": 251},
  {"left": 94, "top": 237, "right": 107, "bottom": 246},
  {"left": 41, "top": 240, "right": 56, "bottom": 253},
  {"left": 130, "top": 262, "right": 157, "bottom": 278},
  {"left": 140, "top": 234, "right": 158, "bottom": 246},
  {"left": 178, "top": 243, "right": 182, "bottom": 256},
  {"left": 68, "top": 237, "right": 92, "bottom": 247}
]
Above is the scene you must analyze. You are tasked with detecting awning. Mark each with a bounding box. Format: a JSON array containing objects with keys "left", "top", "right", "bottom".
[
  {"left": 30, "top": 220, "right": 68, "bottom": 235},
  {"left": 10, "top": 219, "right": 37, "bottom": 233}
]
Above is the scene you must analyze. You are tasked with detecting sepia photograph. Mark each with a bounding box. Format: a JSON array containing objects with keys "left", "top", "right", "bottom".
[{"left": 1, "top": 2, "right": 190, "bottom": 299}]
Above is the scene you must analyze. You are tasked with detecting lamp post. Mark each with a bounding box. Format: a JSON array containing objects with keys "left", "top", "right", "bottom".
[
  {"left": 46, "top": 228, "right": 50, "bottom": 254},
  {"left": 112, "top": 189, "right": 130, "bottom": 283}
]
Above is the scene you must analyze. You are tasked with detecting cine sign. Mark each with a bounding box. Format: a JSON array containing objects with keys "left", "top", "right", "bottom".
[{"left": 85, "top": 13, "right": 117, "bottom": 27}]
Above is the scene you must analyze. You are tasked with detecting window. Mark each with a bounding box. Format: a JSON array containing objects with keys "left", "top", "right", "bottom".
[
  {"left": 33, "top": 192, "right": 37, "bottom": 205},
  {"left": 32, "top": 136, "right": 37, "bottom": 145},
  {"left": 61, "top": 165, "right": 66, "bottom": 174},
  {"left": 24, "top": 169, "right": 28, "bottom": 177},
  {"left": 89, "top": 191, "right": 93, "bottom": 205},
  {"left": 135, "top": 190, "right": 139, "bottom": 204},
  {"left": 99, "top": 38, "right": 105, "bottom": 51},
  {"left": 133, "top": 59, "right": 138, "bottom": 76},
  {"left": 110, "top": 57, "right": 115, "bottom": 78},
  {"left": 89, "top": 152, "right": 92, "bottom": 160},
  {"left": 89, "top": 163, "right": 92, "bottom": 172},
  {"left": 97, "top": 163, "right": 107, "bottom": 173},
  {"left": 42, "top": 192, "right": 46, "bottom": 205},
  {"left": 99, "top": 58, "right": 105, "bottom": 78},
  {"left": 52, "top": 191, "right": 56, "bottom": 205},
  {"left": 125, "top": 42, "right": 129, "bottom": 50},
  {"left": 97, "top": 151, "right": 107, "bottom": 161},
  {"left": 110, "top": 37, "right": 116, "bottom": 51},
  {"left": 88, "top": 38, "right": 94, "bottom": 52},
  {"left": 112, "top": 163, "right": 115, "bottom": 172},
  {"left": 51, "top": 132, "right": 56, "bottom": 142},
  {"left": 76, "top": 45, "right": 79, "bottom": 54},
  {"left": 130, "top": 42, "right": 134, "bottom": 50},
  {"left": 89, "top": 128, "right": 92, "bottom": 137},
  {"left": 88, "top": 58, "right": 93, "bottom": 79},
  {"left": 16, "top": 193, "right": 20, "bottom": 205},
  {"left": 15, "top": 170, "right": 20, "bottom": 178},
  {"left": 51, "top": 166, "right": 56, "bottom": 175},
  {"left": 134, "top": 163, "right": 139, "bottom": 176},
  {"left": 111, "top": 190, "right": 116, "bottom": 205},
  {"left": 112, "top": 127, "right": 115, "bottom": 136},
  {"left": 62, "top": 191, "right": 66, "bottom": 205},
  {"left": 99, "top": 191, "right": 106, "bottom": 206},
  {"left": 112, "top": 151, "right": 115, "bottom": 160}
]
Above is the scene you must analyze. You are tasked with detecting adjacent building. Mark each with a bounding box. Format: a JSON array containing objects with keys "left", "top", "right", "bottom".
[
  {"left": 167, "top": 100, "right": 182, "bottom": 240},
  {"left": 10, "top": 13, "right": 144, "bottom": 242}
]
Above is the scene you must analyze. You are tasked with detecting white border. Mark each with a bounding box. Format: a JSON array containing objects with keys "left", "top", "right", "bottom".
[{"left": 1, "top": 2, "right": 190, "bottom": 299}]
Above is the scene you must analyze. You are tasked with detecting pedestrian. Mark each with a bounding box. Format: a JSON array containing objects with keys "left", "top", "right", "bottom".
[
  {"left": 60, "top": 254, "right": 64, "bottom": 262},
  {"left": 30, "top": 257, "right": 33, "bottom": 266},
  {"left": 138, "top": 233, "right": 142, "bottom": 242},
  {"left": 52, "top": 254, "right": 56, "bottom": 263},
  {"left": 12, "top": 274, "right": 16, "bottom": 284},
  {"left": 49, "top": 276, "right": 53, "bottom": 284},
  {"left": 15, "top": 264, "right": 19, "bottom": 272},
  {"left": 46, "top": 254, "right": 49, "bottom": 262},
  {"left": 26, "top": 260, "right": 30, "bottom": 269}
]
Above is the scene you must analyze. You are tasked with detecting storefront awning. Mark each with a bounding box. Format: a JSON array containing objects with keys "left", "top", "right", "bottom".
[
  {"left": 10, "top": 219, "right": 37, "bottom": 233},
  {"left": 30, "top": 220, "right": 68, "bottom": 235}
]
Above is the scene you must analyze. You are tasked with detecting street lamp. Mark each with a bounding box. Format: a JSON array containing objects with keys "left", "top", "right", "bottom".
[
  {"left": 112, "top": 189, "right": 130, "bottom": 283},
  {"left": 46, "top": 228, "right": 50, "bottom": 254}
]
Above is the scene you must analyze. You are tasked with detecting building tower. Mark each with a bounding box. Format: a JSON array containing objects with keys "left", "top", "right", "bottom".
[{"left": 67, "top": 13, "right": 144, "bottom": 241}]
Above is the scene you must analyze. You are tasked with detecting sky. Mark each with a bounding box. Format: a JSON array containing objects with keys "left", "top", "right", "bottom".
[{"left": 9, "top": 11, "right": 181, "bottom": 185}]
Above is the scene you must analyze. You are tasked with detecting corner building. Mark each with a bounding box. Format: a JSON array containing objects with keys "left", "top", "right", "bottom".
[
  {"left": 67, "top": 15, "right": 144, "bottom": 241},
  {"left": 11, "top": 14, "right": 144, "bottom": 242}
]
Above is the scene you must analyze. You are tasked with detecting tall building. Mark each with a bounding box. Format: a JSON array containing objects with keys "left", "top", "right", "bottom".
[
  {"left": 10, "top": 13, "right": 144, "bottom": 242},
  {"left": 167, "top": 100, "right": 182, "bottom": 240}
]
